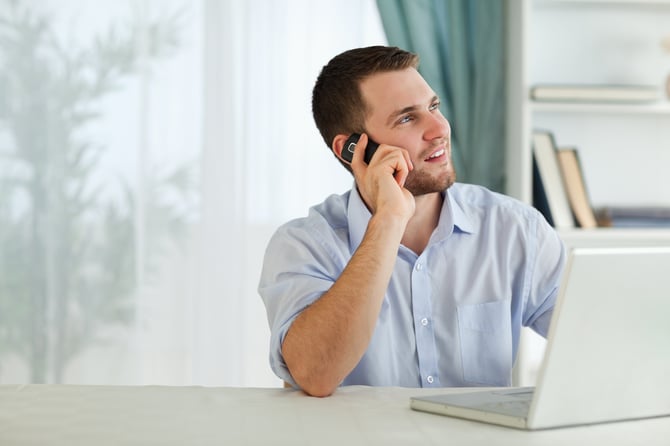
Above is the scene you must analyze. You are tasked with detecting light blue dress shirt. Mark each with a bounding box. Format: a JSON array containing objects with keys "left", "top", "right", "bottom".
[{"left": 259, "top": 183, "right": 566, "bottom": 389}]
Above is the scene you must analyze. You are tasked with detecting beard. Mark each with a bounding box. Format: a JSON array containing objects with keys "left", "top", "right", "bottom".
[{"left": 404, "top": 161, "right": 456, "bottom": 196}]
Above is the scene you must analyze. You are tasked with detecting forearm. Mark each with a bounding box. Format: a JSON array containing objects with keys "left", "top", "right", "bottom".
[{"left": 282, "top": 212, "right": 406, "bottom": 397}]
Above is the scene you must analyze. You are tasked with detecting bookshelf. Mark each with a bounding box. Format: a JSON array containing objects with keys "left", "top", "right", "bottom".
[
  {"left": 531, "top": 101, "right": 670, "bottom": 115},
  {"left": 506, "top": 0, "right": 670, "bottom": 242},
  {"left": 506, "top": 0, "right": 670, "bottom": 386}
]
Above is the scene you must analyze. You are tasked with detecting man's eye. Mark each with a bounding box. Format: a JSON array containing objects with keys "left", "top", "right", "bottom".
[
  {"left": 399, "top": 115, "right": 413, "bottom": 124},
  {"left": 429, "top": 102, "right": 440, "bottom": 111}
]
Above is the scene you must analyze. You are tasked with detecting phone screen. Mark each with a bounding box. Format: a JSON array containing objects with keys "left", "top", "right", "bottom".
[{"left": 341, "top": 133, "right": 379, "bottom": 164}]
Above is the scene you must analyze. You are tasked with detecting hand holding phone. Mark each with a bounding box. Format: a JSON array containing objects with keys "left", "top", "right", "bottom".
[{"left": 341, "top": 133, "right": 379, "bottom": 164}]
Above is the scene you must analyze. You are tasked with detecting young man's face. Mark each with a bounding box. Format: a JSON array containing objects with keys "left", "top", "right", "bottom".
[{"left": 360, "top": 68, "right": 455, "bottom": 196}]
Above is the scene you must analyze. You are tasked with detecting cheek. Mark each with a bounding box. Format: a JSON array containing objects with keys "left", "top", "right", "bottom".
[
  {"left": 386, "top": 134, "right": 422, "bottom": 159},
  {"left": 405, "top": 131, "right": 429, "bottom": 153}
]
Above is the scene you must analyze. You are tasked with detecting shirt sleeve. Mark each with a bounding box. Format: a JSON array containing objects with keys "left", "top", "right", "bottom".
[
  {"left": 257, "top": 219, "right": 347, "bottom": 385},
  {"left": 523, "top": 210, "right": 567, "bottom": 337}
]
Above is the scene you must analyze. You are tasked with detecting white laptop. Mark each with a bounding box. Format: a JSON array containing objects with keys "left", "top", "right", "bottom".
[{"left": 410, "top": 246, "right": 670, "bottom": 430}]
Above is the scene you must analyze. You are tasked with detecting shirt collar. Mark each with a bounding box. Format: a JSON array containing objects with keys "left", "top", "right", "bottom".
[
  {"left": 442, "top": 187, "right": 477, "bottom": 236},
  {"left": 347, "top": 183, "right": 477, "bottom": 252}
]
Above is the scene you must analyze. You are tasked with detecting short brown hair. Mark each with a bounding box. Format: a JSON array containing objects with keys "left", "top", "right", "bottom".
[{"left": 311, "top": 46, "right": 419, "bottom": 164}]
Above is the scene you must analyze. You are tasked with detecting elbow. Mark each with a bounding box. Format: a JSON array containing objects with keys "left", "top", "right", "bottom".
[
  {"left": 288, "top": 364, "right": 339, "bottom": 397},
  {"left": 282, "top": 334, "right": 343, "bottom": 397},
  {"left": 300, "top": 381, "right": 337, "bottom": 398}
]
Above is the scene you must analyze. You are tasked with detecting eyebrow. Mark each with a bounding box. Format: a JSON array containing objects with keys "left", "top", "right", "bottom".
[{"left": 386, "top": 95, "right": 439, "bottom": 126}]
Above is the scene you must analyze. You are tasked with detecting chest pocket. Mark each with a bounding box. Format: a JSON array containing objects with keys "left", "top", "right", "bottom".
[{"left": 457, "top": 300, "right": 513, "bottom": 385}]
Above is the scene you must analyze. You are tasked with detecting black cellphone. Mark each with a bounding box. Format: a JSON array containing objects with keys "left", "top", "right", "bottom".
[{"left": 341, "top": 133, "right": 379, "bottom": 164}]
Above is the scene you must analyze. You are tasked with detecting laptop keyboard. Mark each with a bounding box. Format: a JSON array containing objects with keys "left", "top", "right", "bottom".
[{"left": 475, "top": 391, "right": 533, "bottom": 418}]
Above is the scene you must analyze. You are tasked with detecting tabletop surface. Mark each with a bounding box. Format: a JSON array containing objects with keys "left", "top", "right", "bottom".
[{"left": 1, "top": 384, "right": 669, "bottom": 445}]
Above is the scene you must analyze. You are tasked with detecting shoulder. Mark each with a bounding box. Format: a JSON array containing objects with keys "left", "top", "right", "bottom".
[
  {"left": 275, "top": 191, "right": 349, "bottom": 234},
  {"left": 268, "top": 191, "right": 352, "bottom": 254},
  {"left": 261, "top": 191, "right": 354, "bottom": 285}
]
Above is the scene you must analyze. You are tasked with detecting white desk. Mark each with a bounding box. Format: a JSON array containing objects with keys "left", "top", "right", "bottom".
[{"left": 1, "top": 385, "right": 668, "bottom": 445}]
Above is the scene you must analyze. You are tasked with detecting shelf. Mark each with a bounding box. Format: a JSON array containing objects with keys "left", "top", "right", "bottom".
[
  {"left": 558, "top": 227, "right": 670, "bottom": 247},
  {"left": 535, "top": 0, "right": 670, "bottom": 7},
  {"left": 531, "top": 101, "right": 670, "bottom": 115}
]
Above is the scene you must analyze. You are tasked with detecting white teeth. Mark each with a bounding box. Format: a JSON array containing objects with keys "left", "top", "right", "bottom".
[{"left": 428, "top": 149, "right": 445, "bottom": 159}]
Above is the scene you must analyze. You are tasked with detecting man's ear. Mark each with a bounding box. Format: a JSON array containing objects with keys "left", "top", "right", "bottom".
[{"left": 331, "top": 134, "right": 350, "bottom": 162}]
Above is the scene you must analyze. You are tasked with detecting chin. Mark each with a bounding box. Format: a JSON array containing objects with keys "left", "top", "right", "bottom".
[{"left": 406, "top": 171, "right": 455, "bottom": 196}]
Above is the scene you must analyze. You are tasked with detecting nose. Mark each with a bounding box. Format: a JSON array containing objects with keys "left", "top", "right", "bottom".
[{"left": 423, "top": 111, "right": 450, "bottom": 142}]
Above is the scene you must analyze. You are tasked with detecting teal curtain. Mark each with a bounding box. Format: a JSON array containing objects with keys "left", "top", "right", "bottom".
[{"left": 376, "top": 0, "right": 505, "bottom": 192}]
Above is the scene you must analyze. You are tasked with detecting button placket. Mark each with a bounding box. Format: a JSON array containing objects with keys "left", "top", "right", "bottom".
[{"left": 411, "top": 255, "right": 440, "bottom": 387}]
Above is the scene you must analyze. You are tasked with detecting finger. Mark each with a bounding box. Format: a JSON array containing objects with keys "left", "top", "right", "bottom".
[
  {"left": 401, "top": 148, "right": 413, "bottom": 171},
  {"left": 351, "top": 133, "right": 368, "bottom": 168},
  {"left": 395, "top": 168, "right": 409, "bottom": 188},
  {"left": 392, "top": 148, "right": 413, "bottom": 187},
  {"left": 393, "top": 155, "right": 410, "bottom": 187}
]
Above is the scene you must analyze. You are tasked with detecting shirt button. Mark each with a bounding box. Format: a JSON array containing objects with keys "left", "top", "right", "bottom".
[
  {"left": 426, "top": 376, "right": 434, "bottom": 384},
  {"left": 416, "top": 263, "right": 423, "bottom": 271},
  {"left": 420, "top": 318, "right": 429, "bottom": 326}
]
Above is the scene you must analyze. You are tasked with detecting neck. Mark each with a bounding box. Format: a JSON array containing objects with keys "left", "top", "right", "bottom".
[{"left": 401, "top": 192, "right": 443, "bottom": 255}]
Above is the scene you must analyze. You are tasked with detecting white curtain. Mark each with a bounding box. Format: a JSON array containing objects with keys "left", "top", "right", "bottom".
[{"left": 0, "top": 0, "right": 386, "bottom": 386}]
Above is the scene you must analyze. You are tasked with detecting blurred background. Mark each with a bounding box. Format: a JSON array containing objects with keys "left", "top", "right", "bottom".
[{"left": 0, "top": 0, "right": 386, "bottom": 387}]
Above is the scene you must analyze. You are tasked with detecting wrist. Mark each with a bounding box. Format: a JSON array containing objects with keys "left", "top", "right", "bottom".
[{"left": 368, "top": 210, "right": 409, "bottom": 238}]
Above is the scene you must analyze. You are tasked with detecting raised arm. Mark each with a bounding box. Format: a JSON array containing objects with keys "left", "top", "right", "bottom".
[{"left": 282, "top": 135, "right": 415, "bottom": 396}]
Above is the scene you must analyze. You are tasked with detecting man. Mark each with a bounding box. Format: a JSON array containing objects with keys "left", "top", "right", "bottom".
[{"left": 259, "top": 46, "right": 565, "bottom": 397}]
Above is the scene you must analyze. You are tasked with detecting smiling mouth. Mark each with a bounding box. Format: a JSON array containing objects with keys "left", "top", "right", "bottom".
[{"left": 424, "top": 148, "right": 445, "bottom": 161}]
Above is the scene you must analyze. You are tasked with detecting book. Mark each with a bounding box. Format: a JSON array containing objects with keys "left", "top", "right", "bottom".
[
  {"left": 556, "top": 147, "right": 598, "bottom": 229},
  {"left": 530, "top": 84, "right": 660, "bottom": 103},
  {"left": 532, "top": 131, "right": 575, "bottom": 229},
  {"left": 595, "top": 206, "right": 670, "bottom": 228}
]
